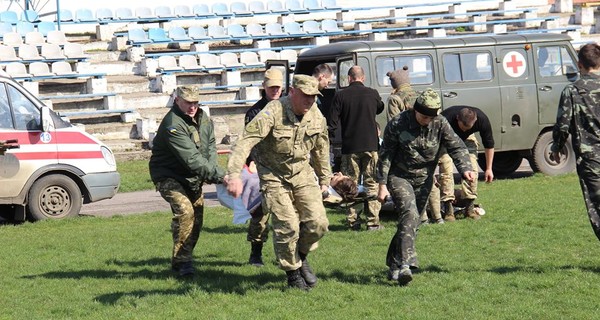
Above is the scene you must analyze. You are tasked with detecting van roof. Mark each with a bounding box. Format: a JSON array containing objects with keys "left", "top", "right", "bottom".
[{"left": 298, "top": 33, "right": 573, "bottom": 59}]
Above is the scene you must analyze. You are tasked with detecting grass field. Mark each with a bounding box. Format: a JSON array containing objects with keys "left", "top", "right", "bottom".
[{"left": 2, "top": 172, "right": 600, "bottom": 319}]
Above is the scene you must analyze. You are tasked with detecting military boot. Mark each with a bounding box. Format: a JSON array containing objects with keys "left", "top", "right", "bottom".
[
  {"left": 464, "top": 199, "right": 481, "bottom": 220},
  {"left": 286, "top": 269, "right": 310, "bottom": 290},
  {"left": 299, "top": 252, "right": 317, "bottom": 287},
  {"left": 248, "top": 242, "right": 264, "bottom": 267},
  {"left": 443, "top": 200, "right": 455, "bottom": 222}
]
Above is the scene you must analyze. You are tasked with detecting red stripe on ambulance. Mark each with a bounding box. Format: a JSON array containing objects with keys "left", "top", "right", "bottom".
[{"left": 14, "top": 151, "right": 104, "bottom": 160}]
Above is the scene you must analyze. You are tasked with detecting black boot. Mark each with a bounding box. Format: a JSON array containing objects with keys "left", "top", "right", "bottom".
[
  {"left": 286, "top": 269, "right": 309, "bottom": 290},
  {"left": 443, "top": 200, "right": 455, "bottom": 222},
  {"left": 464, "top": 199, "right": 480, "bottom": 220},
  {"left": 249, "top": 242, "right": 264, "bottom": 267},
  {"left": 299, "top": 252, "right": 317, "bottom": 287}
]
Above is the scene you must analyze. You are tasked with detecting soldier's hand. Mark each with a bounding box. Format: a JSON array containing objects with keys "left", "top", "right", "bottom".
[
  {"left": 377, "top": 184, "right": 390, "bottom": 204},
  {"left": 550, "top": 150, "right": 562, "bottom": 164},
  {"left": 227, "top": 178, "right": 243, "bottom": 198},
  {"left": 484, "top": 169, "right": 494, "bottom": 183},
  {"left": 463, "top": 171, "right": 477, "bottom": 182}
]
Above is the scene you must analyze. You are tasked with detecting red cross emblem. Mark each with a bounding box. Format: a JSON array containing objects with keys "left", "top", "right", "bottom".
[{"left": 502, "top": 51, "right": 526, "bottom": 78}]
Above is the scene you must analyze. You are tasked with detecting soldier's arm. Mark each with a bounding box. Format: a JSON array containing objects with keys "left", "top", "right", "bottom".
[
  {"left": 387, "top": 96, "right": 401, "bottom": 121},
  {"left": 311, "top": 117, "right": 332, "bottom": 187},
  {"left": 374, "top": 90, "right": 384, "bottom": 114},
  {"left": 551, "top": 86, "right": 574, "bottom": 153},
  {"left": 165, "top": 122, "right": 214, "bottom": 179},
  {"left": 376, "top": 119, "right": 398, "bottom": 184},
  {"left": 204, "top": 114, "right": 225, "bottom": 182}
]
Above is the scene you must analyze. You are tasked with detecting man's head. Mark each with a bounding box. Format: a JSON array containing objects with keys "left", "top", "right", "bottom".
[
  {"left": 577, "top": 43, "right": 600, "bottom": 73},
  {"left": 175, "top": 85, "right": 201, "bottom": 117},
  {"left": 348, "top": 65, "right": 365, "bottom": 83},
  {"left": 387, "top": 65, "right": 410, "bottom": 89},
  {"left": 456, "top": 107, "right": 477, "bottom": 132},
  {"left": 413, "top": 88, "right": 441, "bottom": 126},
  {"left": 289, "top": 74, "right": 321, "bottom": 115},
  {"left": 263, "top": 68, "right": 283, "bottom": 101},
  {"left": 330, "top": 172, "right": 358, "bottom": 202},
  {"left": 312, "top": 63, "right": 333, "bottom": 90}
]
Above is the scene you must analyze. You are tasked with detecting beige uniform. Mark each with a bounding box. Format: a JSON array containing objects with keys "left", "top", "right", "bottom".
[{"left": 228, "top": 96, "right": 331, "bottom": 271}]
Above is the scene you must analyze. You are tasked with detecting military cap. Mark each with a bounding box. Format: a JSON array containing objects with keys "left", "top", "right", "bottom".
[
  {"left": 413, "top": 88, "right": 441, "bottom": 117},
  {"left": 176, "top": 85, "right": 201, "bottom": 102},
  {"left": 293, "top": 74, "right": 322, "bottom": 96},
  {"left": 264, "top": 68, "right": 283, "bottom": 87}
]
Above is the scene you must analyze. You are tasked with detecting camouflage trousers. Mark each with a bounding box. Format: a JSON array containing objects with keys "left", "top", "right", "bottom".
[
  {"left": 386, "top": 175, "right": 433, "bottom": 269},
  {"left": 246, "top": 204, "right": 270, "bottom": 243},
  {"left": 156, "top": 178, "right": 204, "bottom": 267},
  {"left": 341, "top": 151, "right": 381, "bottom": 227},
  {"left": 576, "top": 156, "right": 600, "bottom": 242},
  {"left": 438, "top": 135, "right": 479, "bottom": 202},
  {"left": 262, "top": 180, "right": 329, "bottom": 271}
]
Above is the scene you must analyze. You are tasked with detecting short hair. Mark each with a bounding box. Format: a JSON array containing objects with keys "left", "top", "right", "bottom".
[
  {"left": 457, "top": 107, "right": 477, "bottom": 126},
  {"left": 578, "top": 43, "right": 600, "bottom": 70},
  {"left": 331, "top": 177, "right": 359, "bottom": 202},
  {"left": 313, "top": 63, "right": 333, "bottom": 77},
  {"left": 348, "top": 65, "right": 364, "bottom": 81}
]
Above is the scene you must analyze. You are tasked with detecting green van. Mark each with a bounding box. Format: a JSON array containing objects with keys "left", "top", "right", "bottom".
[{"left": 293, "top": 33, "right": 579, "bottom": 176}]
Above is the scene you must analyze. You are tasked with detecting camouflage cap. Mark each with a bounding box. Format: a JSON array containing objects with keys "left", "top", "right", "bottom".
[
  {"left": 413, "top": 88, "right": 441, "bottom": 117},
  {"left": 292, "top": 74, "right": 322, "bottom": 96},
  {"left": 176, "top": 85, "right": 201, "bottom": 102}
]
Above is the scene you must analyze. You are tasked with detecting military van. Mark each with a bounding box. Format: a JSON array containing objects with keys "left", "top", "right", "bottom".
[{"left": 293, "top": 33, "right": 579, "bottom": 176}]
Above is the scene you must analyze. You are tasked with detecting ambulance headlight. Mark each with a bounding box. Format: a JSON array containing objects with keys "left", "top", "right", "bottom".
[{"left": 101, "top": 146, "right": 116, "bottom": 166}]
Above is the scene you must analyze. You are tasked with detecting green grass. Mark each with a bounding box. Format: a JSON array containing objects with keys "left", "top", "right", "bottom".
[{"left": 2, "top": 172, "right": 600, "bottom": 319}]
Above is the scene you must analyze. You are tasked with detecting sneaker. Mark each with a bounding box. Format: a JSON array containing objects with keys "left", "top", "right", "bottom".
[
  {"left": 397, "top": 265, "right": 413, "bottom": 286},
  {"left": 299, "top": 258, "right": 318, "bottom": 287},
  {"left": 286, "top": 269, "right": 310, "bottom": 291},
  {"left": 387, "top": 267, "right": 399, "bottom": 281},
  {"left": 367, "top": 225, "right": 385, "bottom": 231}
]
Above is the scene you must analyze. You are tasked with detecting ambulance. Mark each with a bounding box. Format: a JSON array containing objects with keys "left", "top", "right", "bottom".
[
  {"left": 0, "top": 75, "right": 120, "bottom": 221},
  {"left": 293, "top": 33, "right": 579, "bottom": 176}
]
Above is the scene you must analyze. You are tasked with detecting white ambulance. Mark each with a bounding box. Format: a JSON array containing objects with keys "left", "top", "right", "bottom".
[{"left": 0, "top": 75, "right": 120, "bottom": 221}]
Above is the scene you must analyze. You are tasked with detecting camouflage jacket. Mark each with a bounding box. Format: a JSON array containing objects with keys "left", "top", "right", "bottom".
[
  {"left": 228, "top": 96, "right": 332, "bottom": 187},
  {"left": 377, "top": 109, "right": 472, "bottom": 186},
  {"left": 149, "top": 105, "right": 224, "bottom": 191},
  {"left": 552, "top": 73, "right": 600, "bottom": 158},
  {"left": 386, "top": 84, "right": 417, "bottom": 121}
]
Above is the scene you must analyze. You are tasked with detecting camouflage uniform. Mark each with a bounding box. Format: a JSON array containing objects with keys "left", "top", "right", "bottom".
[
  {"left": 341, "top": 152, "right": 381, "bottom": 228},
  {"left": 149, "top": 86, "right": 224, "bottom": 270},
  {"left": 552, "top": 72, "right": 600, "bottom": 241},
  {"left": 227, "top": 85, "right": 331, "bottom": 271},
  {"left": 437, "top": 134, "right": 480, "bottom": 201},
  {"left": 386, "top": 84, "right": 418, "bottom": 121},
  {"left": 377, "top": 89, "right": 472, "bottom": 270}
]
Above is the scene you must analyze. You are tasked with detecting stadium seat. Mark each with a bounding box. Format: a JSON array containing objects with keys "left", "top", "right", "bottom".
[
  {"left": 115, "top": 7, "right": 135, "bottom": 21},
  {"left": 17, "top": 44, "right": 43, "bottom": 61},
  {"left": 265, "top": 22, "right": 286, "bottom": 36},
  {"left": 321, "top": 0, "right": 341, "bottom": 10},
  {"left": 158, "top": 55, "right": 183, "bottom": 73},
  {"left": 168, "top": 27, "right": 191, "bottom": 42},
  {"left": 207, "top": 25, "right": 229, "bottom": 40},
  {"left": 178, "top": 55, "right": 203, "bottom": 71},
  {"left": 283, "top": 22, "right": 306, "bottom": 36},
  {"left": 174, "top": 5, "right": 195, "bottom": 18},
  {"left": 20, "top": 10, "right": 39, "bottom": 23},
  {"left": 220, "top": 52, "right": 244, "bottom": 68},
  {"left": 41, "top": 43, "right": 66, "bottom": 60},
  {"left": 246, "top": 23, "right": 266, "bottom": 37},
  {"left": 16, "top": 21, "right": 34, "bottom": 36},
  {"left": 0, "top": 22, "right": 13, "bottom": 36},
  {"left": 75, "top": 8, "right": 96, "bottom": 22},
  {"left": 240, "top": 51, "right": 264, "bottom": 68},
  {"left": 321, "top": 19, "right": 342, "bottom": 34},
  {"left": 127, "top": 28, "right": 152, "bottom": 45},
  {"left": 188, "top": 26, "right": 210, "bottom": 41},
  {"left": 63, "top": 42, "right": 88, "bottom": 60},
  {"left": 51, "top": 61, "right": 77, "bottom": 75},
  {"left": 304, "top": 0, "right": 324, "bottom": 11},
  {"left": 24, "top": 31, "right": 45, "bottom": 46},
  {"left": 155, "top": 6, "right": 176, "bottom": 19},
  {"left": 135, "top": 7, "right": 154, "bottom": 19},
  {"left": 227, "top": 24, "right": 249, "bottom": 39},
  {"left": 2, "top": 32, "right": 23, "bottom": 46},
  {"left": 249, "top": 1, "right": 270, "bottom": 14},
  {"left": 0, "top": 10, "right": 18, "bottom": 24},
  {"left": 37, "top": 21, "right": 56, "bottom": 36},
  {"left": 230, "top": 2, "right": 252, "bottom": 16},
  {"left": 258, "top": 49, "right": 280, "bottom": 62},
  {"left": 95, "top": 8, "right": 114, "bottom": 22},
  {"left": 303, "top": 20, "right": 323, "bottom": 34},
  {"left": 193, "top": 4, "right": 215, "bottom": 18},
  {"left": 148, "top": 28, "right": 171, "bottom": 43},
  {"left": 198, "top": 53, "right": 223, "bottom": 70},
  {"left": 29, "top": 61, "right": 54, "bottom": 77},
  {"left": 46, "top": 30, "right": 68, "bottom": 45},
  {"left": 5, "top": 62, "right": 31, "bottom": 78},
  {"left": 285, "top": 0, "right": 308, "bottom": 13},
  {"left": 267, "top": 0, "right": 288, "bottom": 13},
  {"left": 57, "top": 9, "right": 74, "bottom": 22},
  {"left": 0, "top": 45, "right": 20, "bottom": 62},
  {"left": 212, "top": 2, "right": 234, "bottom": 17},
  {"left": 280, "top": 49, "right": 298, "bottom": 64}
]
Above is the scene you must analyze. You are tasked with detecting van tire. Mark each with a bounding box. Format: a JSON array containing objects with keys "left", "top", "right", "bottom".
[
  {"left": 531, "top": 131, "right": 575, "bottom": 176},
  {"left": 27, "top": 175, "right": 82, "bottom": 221},
  {"left": 479, "top": 151, "right": 522, "bottom": 177}
]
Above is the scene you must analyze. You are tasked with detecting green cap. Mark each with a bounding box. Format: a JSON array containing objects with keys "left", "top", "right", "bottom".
[
  {"left": 293, "top": 74, "right": 322, "bottom": 96},
  {"left": 413, "top": 88, "right": 441, "bottom": 117},
  {"left": 176, "top": 85, "right": 201, "bottom": 102}
]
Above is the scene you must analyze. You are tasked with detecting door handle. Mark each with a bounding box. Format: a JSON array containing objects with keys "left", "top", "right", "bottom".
[
  {"left": 539, "top": 86, "right": 552, "bottom": 92},
  {"left": 443, "top": 92, "right": 457, "bottom": 98}
]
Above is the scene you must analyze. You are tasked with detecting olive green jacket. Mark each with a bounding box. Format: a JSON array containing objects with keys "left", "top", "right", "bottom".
[{"left": 149, "top": 105, "right": 224, "bottom": 192}]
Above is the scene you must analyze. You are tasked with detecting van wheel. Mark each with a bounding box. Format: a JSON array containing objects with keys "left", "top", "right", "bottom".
[
  {"left": 27, "top": 175, "right": 82, "bottom": 221},
  {"left": 479, "top": 151, "right": 522, "bottom": 177},
  {"left": 531, "top": 131, "right": 575, "bottom": 176}
]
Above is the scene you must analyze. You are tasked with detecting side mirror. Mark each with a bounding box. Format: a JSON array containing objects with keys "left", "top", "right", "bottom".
[{"left": 41, "top": 105, "right": 51, "bottom": 132}]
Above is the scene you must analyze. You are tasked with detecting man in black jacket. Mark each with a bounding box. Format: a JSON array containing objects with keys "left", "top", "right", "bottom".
[{"left": 329, "top": 65, "right": 385, "bottom": 231}]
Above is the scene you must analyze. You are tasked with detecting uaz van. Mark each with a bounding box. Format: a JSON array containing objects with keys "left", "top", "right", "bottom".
[
  {"left": 0, "top": 75, "right": 120, "bottom": 221},
  {"left": 293, "top": 33, "right": 579, "bottom": 176}
]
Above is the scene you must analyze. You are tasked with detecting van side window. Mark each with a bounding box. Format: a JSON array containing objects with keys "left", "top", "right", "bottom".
[
  {"left": 376, "top": 55, "right": 433, "bottom": 86},
  {"left": 338, "top": 59, "right": 354, "bottom": 88},
  {"left": 0, "top": 83, "right": 12, "bottom": 129},
  {"left": 8, "top": 85, "right": 40, "bottom": 130},
  {"left": 443, "top": 52, "right": 493, "bottom": 82},
  {"left": 537, "top": 46, "right": 577, "bottom": 77}
]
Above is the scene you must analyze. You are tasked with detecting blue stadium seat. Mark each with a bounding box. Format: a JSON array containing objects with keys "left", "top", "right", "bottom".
[
  {"left": 0, "top": 10, "right": 18, "bottom": 24},
  {"left": 148, "top": 28, "right": 171, "bottom": 43},
  {"left": 0, "top": 22, "right": 13, "bottom": 36},
  {"left": 168, "top": 26, "right": 191, "bottom": 42},
  {"left": 57, "top": 9, "right": 74, "bottom": 22},
  {"left": 20, "top": 10, "right": 39, "bottom": 22},
  {"left": 16, "top": 21, "right": 34, "bottom": 36},
  {"left": 75, "top": 8, "right": 96, "bottom": 22},
  {"left": 212, "top": 2, "right": 234, "bottom": 17},
  {"left": 193, "top": 4, "right": 215, "bottom": 18},
  {"left": 126, "top": 28, "right": 152, "bottom": 45},
  {"left": 37, "top": 21, "right": 56, "bottom": 36}
]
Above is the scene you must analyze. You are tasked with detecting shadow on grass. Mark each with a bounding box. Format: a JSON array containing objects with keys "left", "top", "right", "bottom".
[
  {"left": 321, "top": 265, "right": 448, "bottom": 285},
  {"left": 489, "top": 265, "right": 600, "bottom": 274}
]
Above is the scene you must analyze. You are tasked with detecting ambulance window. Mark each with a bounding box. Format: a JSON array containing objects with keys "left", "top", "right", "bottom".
[
  {"left": 337, "top": 59, "right": 353, "bottom": 88},
  {"left": 0, "top": 83, "right": 13, "bottom": 129},
  {"left": 537, "top": 46, "right": 577, "bottom": 77},
  {"left": 443, "top": 52, "right": 493, "bottom": 82},
  {"left": 8, "top": 85, "right": 40, "bottom": 130},
  {"left": 376, "top": 55, "right": 433, "bottom": 86}
]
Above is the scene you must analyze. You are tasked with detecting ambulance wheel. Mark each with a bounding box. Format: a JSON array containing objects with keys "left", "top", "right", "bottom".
[
  {"left": 530, "top": 131, "right": 575, "bottom": 176},
  {"left": 27, "top": 175, "right": 82, "bottom": 221}
]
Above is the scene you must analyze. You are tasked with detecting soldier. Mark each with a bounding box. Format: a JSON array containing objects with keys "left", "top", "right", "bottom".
[
  {"left": 551, "top": 43, "right": 600, "bottom": 242},
  {"left": 437, "top": 106, "right": 495, "bottom": 221},
  {"left": 243, "top": 68, "right": 284, "bottom": 267},
  {"left": 226, "top": 75, "right": 331, "bottom": 290},
  {"left": 149, "top": 85, "right": 225, "bottom": 277},
  {"left": 329, "top": 65, "right": 385, "bottom": 231},
  {"left": 377, "top": 89, "right": 476, "bottom": 286},
  {"left": 386, "top": 66, "right": 417, "bottom": 121}
]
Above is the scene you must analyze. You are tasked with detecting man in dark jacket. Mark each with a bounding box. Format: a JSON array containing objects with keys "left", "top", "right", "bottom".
[
  {"left": 149, "top": 85, "right": 224, "bottom": 277},
  {"left": 329, "top": 65, "right": 385, "bottom": 231}
]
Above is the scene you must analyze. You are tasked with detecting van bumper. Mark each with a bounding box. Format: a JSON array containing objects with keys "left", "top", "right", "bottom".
[{"left": 82, "top": 171, "right": 121, "bottom": 202}]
